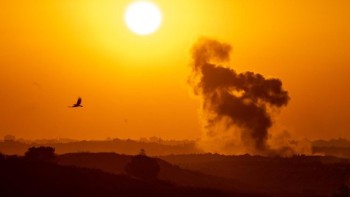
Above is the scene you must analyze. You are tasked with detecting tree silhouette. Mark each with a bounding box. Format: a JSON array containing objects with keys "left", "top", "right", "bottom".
[
  {"left": 25, "top": 146, "right": 56, "bottom": 162},
  {"left": 139, "top": 148, "right": 146, "bottom": 156},
  {"left": 125, "top": 154, "right": 160, "bottom": 181}
]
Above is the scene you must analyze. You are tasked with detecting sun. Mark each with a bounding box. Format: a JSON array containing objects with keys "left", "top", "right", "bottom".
[{"left": 124, "top": 1, "right": 163, "bottom": 36}]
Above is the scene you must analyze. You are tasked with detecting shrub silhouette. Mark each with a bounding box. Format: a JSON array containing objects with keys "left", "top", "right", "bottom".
[
  {"left": 25, "top": 146, "right": 56, "bottom": 162},
  {"left": 125, "top": 154, "right": 160, "bottom": 181}
]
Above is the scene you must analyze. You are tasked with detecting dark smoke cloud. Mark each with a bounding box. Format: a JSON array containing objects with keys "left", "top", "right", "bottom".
[{"left": 190, "top": 38, "right": 290, "bottom": 154}]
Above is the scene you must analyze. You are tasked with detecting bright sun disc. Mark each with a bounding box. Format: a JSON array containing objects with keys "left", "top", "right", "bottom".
[{"left": 125, "top": 1, "right": 162, "bottom": 35}]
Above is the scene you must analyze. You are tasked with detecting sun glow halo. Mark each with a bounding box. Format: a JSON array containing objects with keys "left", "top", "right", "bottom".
[{"left": 124, "top": 1, "right": 162, "bottom": 36}]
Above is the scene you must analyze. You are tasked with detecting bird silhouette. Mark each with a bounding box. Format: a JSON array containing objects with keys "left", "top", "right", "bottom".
[{"left": 70, "top": 97, "right": 83, "bottom": 108}]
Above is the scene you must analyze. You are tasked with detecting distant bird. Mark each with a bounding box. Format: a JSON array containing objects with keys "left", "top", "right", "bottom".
[{"left": 70, "top": 97, "right": 83, "bottom": 108}]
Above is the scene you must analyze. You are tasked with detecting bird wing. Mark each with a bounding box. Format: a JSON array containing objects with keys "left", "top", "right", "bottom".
[{"left": 76, "top": 97, "right": 82, "bottom": 105}]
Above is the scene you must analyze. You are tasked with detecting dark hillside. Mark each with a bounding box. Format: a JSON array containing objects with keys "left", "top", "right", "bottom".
[
  {"left": 57, "top": 153, "right": 265, "bottom": 197},
  {"left": 160, "top": 154, "right": 350, "bottom": 196},
  {"left": 0, "top": 157, "right": 229, "bottom": 197}
]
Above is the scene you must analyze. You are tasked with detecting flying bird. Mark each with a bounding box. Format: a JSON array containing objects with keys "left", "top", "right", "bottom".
[{"left": 70, "top": 97, "right": 83, "bottom": 108}]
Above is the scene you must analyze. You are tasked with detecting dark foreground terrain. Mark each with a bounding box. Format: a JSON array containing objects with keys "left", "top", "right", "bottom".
[
  {"left": 161, "top": 154, "right": 350, "bottom": 197},
  {"left": 58, "top": 152, "right": 350, "bottom": 197},
  {"left": 1, "top": 148, "right": 350, "bottom": 197},
  {"left": 0, "top": 156, "right": 231, "bottom": 197}
]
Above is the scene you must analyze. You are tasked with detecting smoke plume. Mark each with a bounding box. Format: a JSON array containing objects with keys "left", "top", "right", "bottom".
[{"left": 190, "top": 38, "right": 290, "bottom": 155}]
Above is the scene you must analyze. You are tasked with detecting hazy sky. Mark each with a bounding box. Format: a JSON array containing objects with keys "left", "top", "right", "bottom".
[{"left": 1, "top": 0, "right": 349, "bottom": 140}]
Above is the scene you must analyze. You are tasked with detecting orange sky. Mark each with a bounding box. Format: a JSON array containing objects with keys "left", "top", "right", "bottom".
[{"left": 1, "top": 0, "right": 349, "bottom": 140}]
